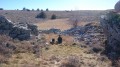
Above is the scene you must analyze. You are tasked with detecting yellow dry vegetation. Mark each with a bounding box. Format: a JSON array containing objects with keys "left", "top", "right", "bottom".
[
  {"left": 1, "top": 44, "right": 111, "bottom": 67},
  {"left": 36, "top": 19, "right": 72, "bottom": 31},
  {"left": 36, "top": 18, "right": 93, "bottom": 31},
  {"left": 41, "top": 45, "right": 112, "bottom": 67}
]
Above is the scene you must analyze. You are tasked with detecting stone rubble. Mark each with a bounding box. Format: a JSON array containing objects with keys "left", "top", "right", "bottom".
[
  {"left": 0, "top": 15, "right": 38, "bottom": 40},
  {"left": 62, "top": 22, "right": 105, "bottom": 46}
]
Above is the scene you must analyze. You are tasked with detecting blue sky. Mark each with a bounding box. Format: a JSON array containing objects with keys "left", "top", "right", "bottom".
[{"left": 0, "top": 0, "right": 119, "bottom": 10}]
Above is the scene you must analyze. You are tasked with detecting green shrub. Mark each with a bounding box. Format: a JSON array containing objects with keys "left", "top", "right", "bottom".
[
  {"left": 36, "top": 11, "right": 47, "bottom": 19},
  {"left": 0, "top": 8, "right": 3, "bottom": 10},
  {"left": 22, "top": 7, "right": 26, "bottom": 11},
  {"left": 37, "top": 8, "right": 40, "bottom": 11},
  {"left": 51, "top": 14, "right": 57, "bottom": 20},
  {"left": 46, "top": 8, "right": 49, "bottom": 11}
]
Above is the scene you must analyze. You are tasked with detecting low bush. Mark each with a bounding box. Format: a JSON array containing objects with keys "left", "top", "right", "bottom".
[
  {"left": 36, "top": 11, "right": 47, "bottom": 19},
  {"left": 92, "top": 47, "right": 103, "bottom": 53},
  {"left": 0, "top": 35, "right": 35, "bottom": 63},
  {"left": 60, "top": 55, "right": 81, "bottom": 67},
  {"left": 51, "top": 14, "right": 57, "bottom": 20},
  {"left": 0, "top": 8, "right": 3, "bottom": 10}
]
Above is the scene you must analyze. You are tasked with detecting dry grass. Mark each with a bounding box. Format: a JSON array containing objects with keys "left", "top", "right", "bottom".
[
  {"left": 36, "top": 18, "right": 92, "bottom": 31},
  {"left": 0, "top": 10, "right": 103, "bottom": 24},
  {"left": 42, "top": 45, "right": 112, "bottom": 67},
  {"left": 42, "top": 45, "right": 83, "bottom": 58},
  {"left": 60, "top": 55, "right": 81, "bottom": 67},
  {"left": 0, "top": 53, "right": 41, "bottom": 67},
  {"left": 0, "top": 10, "right": 112, "bottom": 67},
  {"left": 36, "top": 19, "right": 72, "bottom": 31},
  {"left": 0, "top": 44, "right": 112, "bottom": 67},
  {"left": 0, "top": 35, "right": 36, "bottom": 65},
  {"left": 43, "top": 44, "right": 112, "bottom": 67}
]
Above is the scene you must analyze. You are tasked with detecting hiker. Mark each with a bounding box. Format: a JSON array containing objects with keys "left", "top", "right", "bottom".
[
  {"left": 57, "top": 35, "right": 62, "bottom": 44},
  {"left": 50, "top": 38, "right": 55, "bottom": 45}
]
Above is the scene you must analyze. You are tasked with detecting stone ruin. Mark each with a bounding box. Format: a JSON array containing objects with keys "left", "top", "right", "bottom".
[
  {"left": 0, "top": 15, "right": 38, "bottom": 40},
  {"left": 62, "top": 23, "right": 104, "bottom": 46}
]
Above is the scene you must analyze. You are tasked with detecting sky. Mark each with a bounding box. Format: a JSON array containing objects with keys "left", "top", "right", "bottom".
[{"left": 0, "top": 0, "right": 119, "bottom": 10}]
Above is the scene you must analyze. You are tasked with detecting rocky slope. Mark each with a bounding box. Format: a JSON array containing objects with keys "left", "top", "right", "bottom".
[
  {"left": 100, "top": 12, "right": 120, "bottom": 66},
  {"left": 0, "top": 10, "right": 103, "bottom": 23},
  {"left": 0, "top": 15, "right": 38, "bottom": 40}
]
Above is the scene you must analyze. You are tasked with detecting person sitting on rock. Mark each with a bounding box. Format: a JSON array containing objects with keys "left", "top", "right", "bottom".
[
  {"left": 57, "top": 35, "right": 62, "bottom": 44},
  {"left": 50, "top": 38, "right": 55, "bottom": 45}
]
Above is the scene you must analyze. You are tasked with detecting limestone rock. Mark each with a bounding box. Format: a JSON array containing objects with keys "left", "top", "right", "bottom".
[
  {"left": 63, "top": 26, "right": 85, "bottom": 36},
  {"left": 100, "top": 12, "right": 120, "bottom": 60},
  {"left": 28, "top": 24, "right": 39, "bottom": 36},
  {"left": 9, "top": 27, "right": 30, "bottom": 40},
  {"left": 115, "top": 0, "right": 120, "bottom": 12},
  {"left": 0, "top": 15, "right": 13, "bottom": 34},
  {"left": 0, "top": 15, "right": 38, "bottom": 40}
]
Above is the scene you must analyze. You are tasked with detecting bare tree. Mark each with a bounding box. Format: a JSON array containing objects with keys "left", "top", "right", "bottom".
[
  {"left": 72, "top": 19, "right": 79, "bottom": 28},
  {"left": 69, "top": 12, "right": 80, "bottom": 28}
]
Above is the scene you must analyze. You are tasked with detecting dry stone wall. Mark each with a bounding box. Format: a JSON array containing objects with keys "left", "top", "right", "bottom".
[{"left": 0, "top": 15, "right": 38, "bottom": 40}]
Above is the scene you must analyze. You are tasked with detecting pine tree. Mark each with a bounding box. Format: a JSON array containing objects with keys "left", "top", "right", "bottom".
[{"left": 46, "top": 8, "right": 49, "bottom": 11}]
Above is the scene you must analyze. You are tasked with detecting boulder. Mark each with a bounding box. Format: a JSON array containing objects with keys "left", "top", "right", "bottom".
[
  {"left": 0, "top": 15, "right": 13, "bottom": 34},
  {"left": 28, "top": 24, "right": 39, "bottom": 36},
  {"left": 115, "top": 0, "right": 120, "bottom": 12},
  {"left": 0, "top": 15, "right": 38, "bottom": 40},
  {"left": 9, "top": 27, "right": 30, "bottom": 40}
]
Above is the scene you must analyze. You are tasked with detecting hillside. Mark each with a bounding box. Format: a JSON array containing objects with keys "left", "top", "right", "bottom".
[
  {"left": 0, "top": 44, "right": 111, "bottom": 67},
  {"left": 0, "top": 10, "right": 103, "bottom": 24},
  {"left": 0, "top": 10, "right": 114, "bottom": 67}
]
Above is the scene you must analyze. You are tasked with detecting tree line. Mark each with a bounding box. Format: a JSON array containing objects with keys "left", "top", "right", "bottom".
[
  {"left": 22, "top": 7, "right": 49, "bottom": 11},
  {"left": 36, "top": 11, "right": 57, "bottom": 20},
  {"left": 0, "top": 7, "right": 49, "bottom": 11}
]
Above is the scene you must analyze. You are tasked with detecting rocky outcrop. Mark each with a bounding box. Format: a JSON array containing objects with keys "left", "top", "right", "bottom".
[
  {"left": 115, "top": 0, "right": 120, "bottom": 12},
  {"left": 62, "top": 23, "right": 104, "bottom": 46},
  {"left": 9, "top": 27, "right": 30, "bottom": 40},
  {"left": 63, "top": 26, "right": 85, "bottom": 36},
  {"left": 0, "top": 15, "right": 38, "bottom": 40},
  {"left": 100, "top": 12, "right": 120, "bottom": 60},
  {"left": 28, "top": 24, "right": 39, "bottom": 36},
  {"left": 0, "top": 15, "right": 13, "bottom": 34}
]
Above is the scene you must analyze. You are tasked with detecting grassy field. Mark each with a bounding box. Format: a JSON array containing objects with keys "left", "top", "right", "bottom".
[
  {"left": 0, "top": 44, "right": 111, "bottom": 67},
  {"left": 35, "top": 18, "right": 92, "bottom": 31},
  {"left": 0, "top": 34, "right": 111, "bottom": 67},
  {"left": 35, "top": 19, "right": 72, "bottom": 31},
  {"left": 0, "top": 10, "right": 111, "bottom": 67}
]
